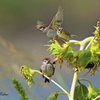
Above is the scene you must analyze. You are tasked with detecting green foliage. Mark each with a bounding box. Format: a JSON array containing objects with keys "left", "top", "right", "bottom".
[
  {"left": 74, "top": 80, "right": 100, "bottom": 100},
  {"left": 88, "top": 87, "right": 100, "bottom": 100},
  {"left": 47, "top": 92, "right": 58, "bottom": 100},
  {"left": 20, "top": 65, "right": 35, "bottom": 88},
  {"left": 72, "top": 50, "right": 98, "bottom": 72},
  {"left": 74, "top": 83, "right": 88, "bottom": 100},
  {"left": 45, "top": 40, "right": 74, "bottom": 67},
  {"left": 11, "top": 78, "right": 28, "bottom": 100},
  {"left": 89, "top": 25, "right": 100, "bottom": 58},
  {"left": 73, "top": 50, "right": 91, "bottom": 72}
]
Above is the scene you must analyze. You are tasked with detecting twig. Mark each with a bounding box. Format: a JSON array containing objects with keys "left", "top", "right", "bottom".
[{"left": 32, "top": 70, "right": 70, "bottom": 97}]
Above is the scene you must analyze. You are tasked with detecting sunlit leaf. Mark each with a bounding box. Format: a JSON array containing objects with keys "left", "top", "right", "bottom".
[
  {"left": 45, "top": 40, "right": 74, "bottom": 68},
  {"left": 20, "top": 65, "right": 35, "bottom": 87},
  {"left": 74, "top": 83, "right": 88, "bottom": 100}
]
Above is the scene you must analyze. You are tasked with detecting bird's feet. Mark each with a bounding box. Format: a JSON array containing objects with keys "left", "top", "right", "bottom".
[
  {"left": 52, "top": 38, "right": 56, "bottom": 43},
  {"left": 42, "top": 73, "right": 44, "bottom": 78}
]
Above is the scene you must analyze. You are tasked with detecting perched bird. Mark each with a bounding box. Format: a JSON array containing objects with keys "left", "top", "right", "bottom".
[
  {"left": 36, "top": 7, "right": 67, "bottom": 47},
  {"left": 57, "top": 27, "right": 77, "bottom": 41},
  {"left": 40, "top": 57, "right": 55, "bottom": 83}
]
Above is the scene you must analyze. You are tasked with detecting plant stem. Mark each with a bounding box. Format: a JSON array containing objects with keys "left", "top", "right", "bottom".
[
  {"left": 78, "top": 78, "right": 92, "bottom": 88},
  {"left": 32, "top": 69, "right": 70, "bottom": 97},
  {"left": 79, "top": 36, "right": 94, "bottom": 50},
  {"left": 69, "top": 37, "right": 94, "bottom": 100},
  {"left": 69, "top": 71, "right": 79, "bottom": 100},
  {"left": 70, "top": 36, "right": 94, "bottom": 50},
  {"left": 85, "top": 37, "right": 94, "bottom": 50},
  {"left": 93, "top": 95, "right": 100, "bottom": 100},
  {"left": 56, "top": 92, "right": 70, "bottom": 95}
]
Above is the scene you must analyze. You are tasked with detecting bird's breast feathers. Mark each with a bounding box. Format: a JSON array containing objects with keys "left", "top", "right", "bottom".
[{"left": 46, "top": 29, "right": 57, "bottom": 39}]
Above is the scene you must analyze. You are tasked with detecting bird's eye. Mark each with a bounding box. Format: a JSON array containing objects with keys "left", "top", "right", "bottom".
[
  {"left": 44, "top": 60, "right": 47, "bottom": 62},
  {"left": 40, "top": 27, "right": 44, "bottom": 30}
]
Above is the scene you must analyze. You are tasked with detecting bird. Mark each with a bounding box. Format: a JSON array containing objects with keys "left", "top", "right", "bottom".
[
  {"left": 36, "top": 7, "right": 68, "bottom": 47},
  {"left": 40, "top": 57, "right": 55, "bottom": 83},
  {"left": 57, "top": 27, "right": 77, "bottom": 41}
]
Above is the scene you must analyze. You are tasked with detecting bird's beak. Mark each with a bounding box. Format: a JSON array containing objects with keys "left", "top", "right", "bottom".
[
  {"left": 61, "top": 29, "right": 63, "bottom": 32},
  {"left": 36, "top": 28, "right": 38, "bottom": 30}
]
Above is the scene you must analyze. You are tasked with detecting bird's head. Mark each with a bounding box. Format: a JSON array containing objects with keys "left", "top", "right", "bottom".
[
  {"left": 36, "top": 21, "right": 46, "bottom": 32},
  {"left": 57, "top": 27, "right": 63, "bottom": 35},
  {"left": 42, "top": 57, "right": 51, "bottom": 64}
]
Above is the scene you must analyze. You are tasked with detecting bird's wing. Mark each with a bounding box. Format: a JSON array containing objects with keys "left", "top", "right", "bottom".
[
  {"left": 52, "top": 66, "right": 55, "bottom": 75},
  {"left": 51, "top": 63, "right": 55, "bottom": 75},
  {"left": 40, "top": 68, "right": 42, "bottom": 72},
  {"left": 48, "top": 6, "right": 63, "bottom": 31},
  {"left": 64, "top": 30, "right": 70, "bottom": 36}
]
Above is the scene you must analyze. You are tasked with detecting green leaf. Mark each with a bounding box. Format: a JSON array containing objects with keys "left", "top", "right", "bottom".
[
  {"left": 20, "top": 65, "right": 35, "bottom": 87},
  {"left": 88, "top": 87, "right": 100, "bottom": 99},
  {"left": 72, "top": 49, "right": 98, "bottom": 72},
  {"left": 89, "top": 25, "right": 100, "bottom": 59},
  {"left": 47, "top": 92, "right": 58, "bottom": 100},
  {"left": 73, "top": 50, "right": 92, "bottom": 72},
  {"left": 74, "top": 83, "right": 88, "bottom": 100},
  {"left": 45, "top": 40, "right": 74, "bottom": 68},
  {"left": 11, "top": 78, "right": 28, "bottom": 100},
  {"left": 94, "top": 87, "right": 100, "bottom": 93}
]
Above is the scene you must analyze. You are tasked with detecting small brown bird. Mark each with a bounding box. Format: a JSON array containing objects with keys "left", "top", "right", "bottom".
[
  {"left": 40, "top": 57, "right": 55, "bottom": 83},
  {"left": 57, "top": 27, "right": 77, "bottom": 41},
  {"left": 36, "top": 7, "right": 68, "bottom": 47}
]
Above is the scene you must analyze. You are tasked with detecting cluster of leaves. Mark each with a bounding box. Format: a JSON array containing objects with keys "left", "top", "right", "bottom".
[
  {"left": 89, "top": 24, "right": 100, "bottom": 58},
  {"left": 45, "top": 41, "right": 74, "bottom": 68},
  {"left": 20, "top": 65, "right": 35, "bottom": 88},
  {"left": 11, "top": 78, "right": 28, "bottom": 100},
  {"left": 74, "top": 80, "right": 100, "bottom": 100},
  {"left": 73, "top": 50, "right": 98, "bottom": 73}
]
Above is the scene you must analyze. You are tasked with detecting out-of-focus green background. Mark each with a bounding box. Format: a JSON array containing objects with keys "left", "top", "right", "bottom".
[{"left": 0, "top": 0, "right": 100, "bottom": 100}]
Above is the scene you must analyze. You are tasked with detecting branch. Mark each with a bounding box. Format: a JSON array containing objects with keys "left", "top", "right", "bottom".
[{"left": 31, "top": 69, "right": 70, "bottom": 97}]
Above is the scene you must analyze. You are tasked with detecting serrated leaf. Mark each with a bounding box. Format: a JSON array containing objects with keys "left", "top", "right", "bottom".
[
  {"left": 47, "top": 92, "right": 58, "bottom": 100},
  {"left": 20, "top": 65, "right": 35, "bottom": 87},
  {"left": 45, "top": 40, "right": 74, "bottom": 68},
  {"left": 74, "top": 84, "right": 88, "bottom": 100},
  {"left": 73, "top": 50, "right": 92, "bottom": 72}
]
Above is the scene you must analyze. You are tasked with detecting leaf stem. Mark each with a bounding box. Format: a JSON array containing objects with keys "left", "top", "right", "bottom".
[
  {"left": 85, "top": 37, "right": 94, "bottom": 50},
  {"left": 56, "top": 92, "right": 69, "bottom": 95},
  {"left": 31, "top": 69, "right": 70, "bottom": 97},
  {"left": 78, "top": 78, "right": 92, "bottom": 88}
]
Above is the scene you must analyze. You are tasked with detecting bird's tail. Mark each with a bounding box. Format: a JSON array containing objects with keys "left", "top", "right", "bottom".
[
  {"left": 56, "top": 37, "right": 68, "bottom": 47},
  {"left": 44, "top": 78, "right": 50, "bottom": 83},
  {"left": 71, "top": 35, "right": 77, "bottom": 38}
]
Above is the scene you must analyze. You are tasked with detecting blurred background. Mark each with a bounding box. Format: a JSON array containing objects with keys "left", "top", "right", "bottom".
[{"left": 0, "top": 0, "right": 100, "bottom": 100}]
